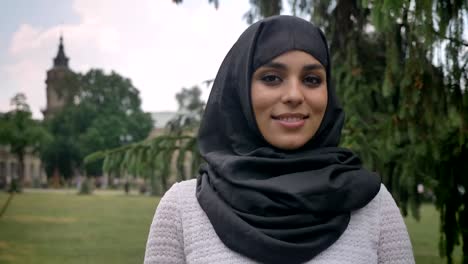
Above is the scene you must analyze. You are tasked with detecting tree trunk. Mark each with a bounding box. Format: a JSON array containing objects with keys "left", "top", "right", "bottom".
[
  {"left": 9, "top": 153, "right": 24, "bottom": 193},
  {"left": 386, "top": 161, "right": 395, "bottom": 194},
  {"left": 461, "top": 194, "right": 468, "bottom": 264},
  {"left": 124, "top": 180, "right": 130, "bottom": 195},
  {"left": 18, "top": 153, "right": 24, "bottom": 190},
  {"left": 150, "top": 171, "right": 159, "bottom": 196},
  {"left": 161, "top": 167, "right": 168, "bottom": 194},
  {"left": 0, "top": 192, "right": 14, "bottom": 218},
  {"left": 51, "top": 167, "right": 61, "bottom": 188}
]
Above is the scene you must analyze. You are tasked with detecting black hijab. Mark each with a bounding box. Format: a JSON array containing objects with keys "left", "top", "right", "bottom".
[{"left": 196, "top": 15, "right": 381, "bottom": 264}]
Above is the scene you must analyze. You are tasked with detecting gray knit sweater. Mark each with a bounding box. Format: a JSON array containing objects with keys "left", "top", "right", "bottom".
[{"left": 144, "top": 179, "right": 414, "bottom": 263}]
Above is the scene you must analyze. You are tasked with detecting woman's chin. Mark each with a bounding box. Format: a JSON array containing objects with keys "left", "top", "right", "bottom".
[{"left": 267, "top": 136, "right": 308, "bottom": 150}]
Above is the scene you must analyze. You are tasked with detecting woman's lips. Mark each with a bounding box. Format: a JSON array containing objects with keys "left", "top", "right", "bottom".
[{"left": 272, "top": 113, "right": 309, "bottom": 129}]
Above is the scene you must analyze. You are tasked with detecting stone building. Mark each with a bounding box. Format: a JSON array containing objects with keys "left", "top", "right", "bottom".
[
  {"left": 0, "top": 36, "right": 71, "bottom": 188},
  {"left": 42, "top": 35, "right": 74, "bottom": 119},
  {"left": 0, "top": 146, "right": 45, "bottom": 188}
]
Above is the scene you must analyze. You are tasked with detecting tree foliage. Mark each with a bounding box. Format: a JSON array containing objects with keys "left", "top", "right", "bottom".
[
  {"left": 85, "top": 86, "right": 205, "bottom": 195},
  {"left": 0, "top": 93, "right": 50, "bottom": 191},
  {"left": 239, "top": 0, "right": 468, "bottom": 262},
  {"left": 168, "top": 86, "right": 205, "bottom": 133},
  {"left": 174, "top": 0, "right": 467, "bottom": 261},
  {"left": 85, "top": 134, "right": 200, "bottom": 195},
  {"left": 42, "top": 69, "right": 153, "bottom": 180}
]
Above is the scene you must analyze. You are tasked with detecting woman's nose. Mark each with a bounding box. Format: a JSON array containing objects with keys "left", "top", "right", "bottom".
[{"left": 281, "top": 79, "right": 304, "bottom": 107}]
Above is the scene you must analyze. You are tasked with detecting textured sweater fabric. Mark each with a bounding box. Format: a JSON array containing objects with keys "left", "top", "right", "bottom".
[{"left": 144, "top": 179, "right": 415, "bottom": 264}]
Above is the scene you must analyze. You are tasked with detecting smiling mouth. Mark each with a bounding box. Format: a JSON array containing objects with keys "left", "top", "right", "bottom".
[{"left": 272, "top": 113, "right": 309, "bottom": 122}]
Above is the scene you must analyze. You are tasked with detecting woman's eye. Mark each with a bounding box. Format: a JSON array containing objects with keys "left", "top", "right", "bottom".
[
  {"left": 304, "top": 75, "right": 322, "bottom": 87},
  {"left": 261, "top": 74, "right": 282, "bottom": 84}
]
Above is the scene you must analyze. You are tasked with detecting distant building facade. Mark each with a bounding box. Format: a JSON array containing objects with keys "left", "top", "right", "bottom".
[
  {"left": 147, "top": 111, "right": 177, "bottom": 138},
  {"left": 151, "top": 111, "right": 178, "bottom": 129},
  {"left": 0, "top": 146, "right": 46, "bottom": 188},
  {"left": 0, "top": 36, "right": 70, "bottom": 188},
  {"left": 42, "top": 36, "right": 74, "bottom": 119}
]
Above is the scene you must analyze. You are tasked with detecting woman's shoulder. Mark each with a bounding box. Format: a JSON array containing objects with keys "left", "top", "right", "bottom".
[
  {"left": 167, "top": 181, "right": 395, "bottom": 208},
  {"left": 160, "top": 179, "right": 197, "bottom": 206},
  {"left": 162, "top": 181, "right": 397, "bottom": 219},
  {"left": 376, "top": 183, "right": 394, "bottom": 199},
  {"left": 375, "top": 183, "right": 400, "bottom": 211},
  {"left": 169, "top": 178, "right": 197, "bottom": 195},
  {"left": 350, "top": 183, "right": 397, "bottom": 223},
  {"left": 355, "top": 183, "right": 408, "bottom": 233},
  {"left": 362, "top": 183, "right": 395, "bottom": 209},
  {"left": 175, "top": 178, "right": 198, "bottom": 189}
]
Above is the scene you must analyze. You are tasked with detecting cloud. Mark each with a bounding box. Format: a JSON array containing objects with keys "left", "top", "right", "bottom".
[
  {"left": 2, "top": 0, "right": 250, "bottom": 118},
  {"left": 9, "top": 24, "right": 43, "bottom": 55}
]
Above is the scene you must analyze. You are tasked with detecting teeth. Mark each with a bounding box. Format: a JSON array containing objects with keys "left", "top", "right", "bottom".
[{"left": 279, "top": 117, "right": 302, "bottom": 122}]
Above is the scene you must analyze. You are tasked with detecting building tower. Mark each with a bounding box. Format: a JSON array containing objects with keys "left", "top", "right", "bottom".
[{"left": 42, "top": 35, "right": 74, "bottom": 119}]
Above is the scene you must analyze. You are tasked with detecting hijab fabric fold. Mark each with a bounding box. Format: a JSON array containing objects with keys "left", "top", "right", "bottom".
[{"left": 196, "top": 15, "right": 381, "bottom": 264}]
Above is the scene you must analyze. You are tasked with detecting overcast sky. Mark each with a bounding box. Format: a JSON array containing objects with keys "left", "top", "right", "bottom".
[{"left": 0, "top": 0, "right": 266, "bottom": 119}]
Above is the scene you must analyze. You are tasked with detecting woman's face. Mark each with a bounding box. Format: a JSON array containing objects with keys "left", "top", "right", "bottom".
[{"left": 251, "top": 50, "right": 328, "bottom": 150}]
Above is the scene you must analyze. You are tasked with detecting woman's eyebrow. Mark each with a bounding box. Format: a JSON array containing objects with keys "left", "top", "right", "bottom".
[
  {"left": 303, "top": 64, "right": 325, "bottom": 71},
  {"left": 261, "top": 62, "right": 287, "bottom": 70},
  {"left": 260, "top": 62, "right": 325, "bottom": 71}
]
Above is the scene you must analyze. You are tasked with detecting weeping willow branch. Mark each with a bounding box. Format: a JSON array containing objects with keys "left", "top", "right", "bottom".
[
  {"left": 84, "top": 134, "right": 202, "bottom": 195},
  {"left": 431, "top": 28, "right": 468, "bottom": 47}
]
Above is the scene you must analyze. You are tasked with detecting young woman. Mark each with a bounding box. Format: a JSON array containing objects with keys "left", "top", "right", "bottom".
[{"left": 144, "top": 15, "right": 414, "bottom": 264}]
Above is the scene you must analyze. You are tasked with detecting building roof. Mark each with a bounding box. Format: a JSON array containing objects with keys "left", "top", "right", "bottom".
[{"left": 53, "top": 35, "right": 69, "bottom": 68}]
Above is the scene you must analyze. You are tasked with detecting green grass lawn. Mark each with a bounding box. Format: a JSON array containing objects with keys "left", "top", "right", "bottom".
[
  {"left": 0, "top": 191, "right": 463, "bottom": 264},
  {"left": 0, "top": 191, "right": 158, "bottom": 264},
  {"left": 405, "top": 204, "right": 462, "bottom": 264}
]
